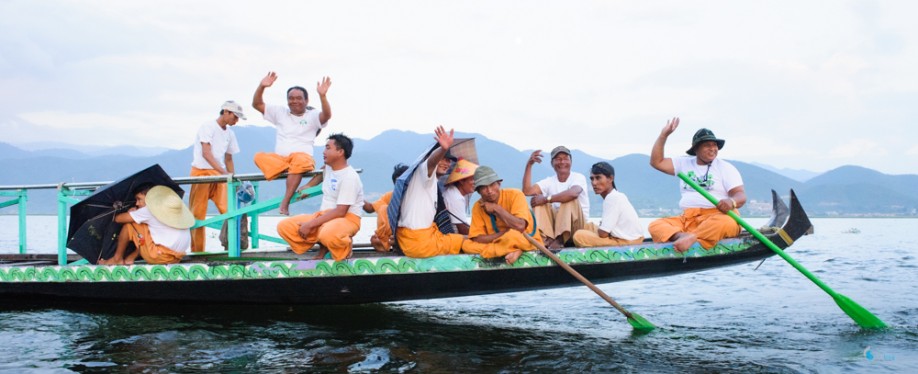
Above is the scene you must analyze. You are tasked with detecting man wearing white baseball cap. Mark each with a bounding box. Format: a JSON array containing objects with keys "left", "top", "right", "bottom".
[{"left": 188, "top": 100, "right": 244, "bottom": 252}]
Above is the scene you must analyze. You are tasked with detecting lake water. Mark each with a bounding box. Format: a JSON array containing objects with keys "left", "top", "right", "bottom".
[{"left": 0, "top": 216, "right": 916, "bottom": 372}]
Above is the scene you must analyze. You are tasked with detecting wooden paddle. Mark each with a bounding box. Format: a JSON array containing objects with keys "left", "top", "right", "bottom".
[
  {"left": 677, "top": 172, "right": 887, "bottom": 329},
  {"left": 525, "top": 235, "right": 656, "bottom": 331}
]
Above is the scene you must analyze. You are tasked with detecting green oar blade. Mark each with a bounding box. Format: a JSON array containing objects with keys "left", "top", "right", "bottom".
[
  {"left": 627, "top": 313, "right": 656, "bottom": 331},
  {"left": 834, "top": 294, "right": 888, "bottom": 329}
]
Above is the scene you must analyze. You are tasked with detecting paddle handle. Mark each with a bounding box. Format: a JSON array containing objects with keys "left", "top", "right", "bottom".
[
  {"left": 676, "top": 173, "right": 839, "bottom": 296},
  {"left": 525, "top": 235, "right": 633, "bottom": 318}
]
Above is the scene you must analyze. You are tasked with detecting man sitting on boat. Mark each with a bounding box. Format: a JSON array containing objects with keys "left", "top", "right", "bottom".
[
  {"left": 99, "top": 185, "right": 194, "bottom": 265},
  {"left": 522, "top": 146, "right": 590, "bottom": 249},
  {"left": 464, "top": 166, "right": 542, "bottom": 265},
  {"left": 251, "top": 71, "right": 333, "bottom": 216},
  {"left": 441, "top": 158, "right": 478, "bottom": 235},
  {"left": 390, "top": 126, "right": 476, "bottom": 258},
  {"left": 648, "top": 118, "right": 747, "bottom": 252},
  {"left": 362, "top": 163, "right": 409, "bottom": 252},
  {"left": 277, "top": 134, "right": 364, "bottom": 260},
  {"left": 573, "top": 162, "right": 644, "bottom": 247}
]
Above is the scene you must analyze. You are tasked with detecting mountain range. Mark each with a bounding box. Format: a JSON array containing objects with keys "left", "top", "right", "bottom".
[{"left": 2, "top": 128, "right": 917, "bottom": 217}]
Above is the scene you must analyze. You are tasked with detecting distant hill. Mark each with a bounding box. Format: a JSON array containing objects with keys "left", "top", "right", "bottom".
[{"left": 1, "top": 128, "right": 916, "bottom": 217}]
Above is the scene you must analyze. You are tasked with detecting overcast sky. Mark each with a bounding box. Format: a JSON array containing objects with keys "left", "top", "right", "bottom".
[{"left": 1, "top": 1, "right": 916, "bottom": 175}]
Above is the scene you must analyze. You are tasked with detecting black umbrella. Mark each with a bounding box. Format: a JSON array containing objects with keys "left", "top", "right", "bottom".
[{"left": 66, "top": 164, "right": 184, "bottom": 264}]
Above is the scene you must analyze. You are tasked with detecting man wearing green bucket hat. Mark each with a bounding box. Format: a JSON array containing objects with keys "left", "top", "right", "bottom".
[
  {"left": 648, "top": 117, "right": 747, "bottom": 253},
  {"left": 463, "top": 165, "right": 543, "bottom": 265}
]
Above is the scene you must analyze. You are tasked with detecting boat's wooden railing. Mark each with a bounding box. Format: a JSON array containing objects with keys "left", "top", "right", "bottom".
[{"left": 0, "top": 170, "right": 338, "bottom": 266}]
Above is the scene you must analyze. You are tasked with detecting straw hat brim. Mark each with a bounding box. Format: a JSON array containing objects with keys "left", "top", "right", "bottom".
[{"left": 145, "top": 185, "right": 195, "bottom": 229}]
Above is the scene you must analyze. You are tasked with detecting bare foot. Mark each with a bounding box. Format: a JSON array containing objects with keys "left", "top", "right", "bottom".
[
  {"left": 545, "top": 237, "right": 563, "bottom": 250},
  {"left": 504, "top": 250, "right": 523, "bottom": 265},
  {"left": 370, "top": 235, "right": 388, "bottom": 252},
  {"left": 311, "top": 245, "right": 329, "bottom": 260},
  {"left": 278, "top": 202, "right": 290, "bottom": 216},
  {"left": 99, "top": 257, "right": 123, "bottom": 265},
  {"left": 124, "top": 251, "right": 139, "bottom": 265},
  {"left": 673, "top": 233, "right": 697, "bottom": 253}
]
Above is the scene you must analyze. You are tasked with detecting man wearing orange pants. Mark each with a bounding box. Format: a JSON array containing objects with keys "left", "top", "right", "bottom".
[
  {"left": 465, "top": 166, "right": 542, "bottom": 265},
  {"left": 277, "top": 134, "right": 363, "bottom": 261},
  {"left": 648, "top": 117, "right": 746, "bottom": 252},
  {"left": 252, "top": 71, "right": 333, "bottom": 216},
  {"left": 362, "top": 163, "right": 409, "bottom": 252},
  {"left": 392, "top": 126, "right": 474, "bottom": 258},
  {"left": 189, "top": 100, "right": 244, "bottom": 252}
]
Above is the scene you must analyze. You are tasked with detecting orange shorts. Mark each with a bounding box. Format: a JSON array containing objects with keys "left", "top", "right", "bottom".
[
  {"left": 254, "top": 152, "right": 316, "bottom": 181},
  {"left": 125, "top": 223, "right": 185, "bottom": 264}
]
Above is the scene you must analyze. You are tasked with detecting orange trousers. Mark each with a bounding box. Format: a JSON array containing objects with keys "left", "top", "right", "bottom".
[
  {"left": 573, "top": 223, "right": 644, "bottom": 247},
  {"left": 648, "top": 208, "right": 740, "bottom": 249},
  {"left": 396, "top": 224, "right": 465, "bottom": 258},
  {"left": 277, "top": 211, "right": 361, "bottom": 261},
  {"left": 371, "top": 198, "right": 393, "bottom": 252},
  {"left": 254, "top": 152, "right": 315, "bottom": 181},
  {"left": 463, "top": 230, "right": 539, "bottom": 259},
  {"left": 189, "top": 167, "right": 227, "bottom": 252},
  {"left": 125, "top": 223, "right": 185, "bottom": 264}
]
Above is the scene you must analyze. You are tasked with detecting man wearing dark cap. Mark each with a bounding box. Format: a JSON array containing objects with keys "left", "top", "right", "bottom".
[
  {"left": 648, "top": 117, "right": 746, "bottom": 252},
  {"left": 572, "top": 162, "right": 644, "bottom": 247},
  {"left": 522, "top": 146, "right": 590, "bottom": 249}
]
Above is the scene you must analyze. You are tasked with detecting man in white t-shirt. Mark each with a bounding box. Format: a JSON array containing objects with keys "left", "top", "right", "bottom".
[
  {"left": 522, "top": 146, "right": 589, "bottom": 249},
  {"left": 252, "top": 71, "right": 333, "bottom": 216},
  {"left": 648, "top": 117, "right": 747, "bottom": 252},
  {"left": 573, "top": 162, "right": 644, "bottom": 247},
  {"left": 188, "top": 100, "right": 243, "bottom": 252},
  {"left": 277, "top": 134, "right": 363, "bottom": 261}
]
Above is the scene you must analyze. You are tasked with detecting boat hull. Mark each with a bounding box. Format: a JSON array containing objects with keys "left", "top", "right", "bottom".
[{"left": 0, "top": 191, "right": 813, "bottom": 305}]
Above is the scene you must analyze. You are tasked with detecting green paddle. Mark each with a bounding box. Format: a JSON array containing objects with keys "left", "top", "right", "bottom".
[
  {"left": 525, "top": 235, "right": 655, "bottom": 331},
  {"left": 677, "top": 172, "right": 886, "bottom": 329}
]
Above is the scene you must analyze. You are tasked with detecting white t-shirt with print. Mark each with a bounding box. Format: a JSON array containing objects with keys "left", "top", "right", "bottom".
[
  {"left": 673, "top": 157, "right": 743, "bottom": 209},
  {"left": 598, "top": 189, "right": 644, "bottom": 241},
  {"left": 536, "top": 172, "right": 590, "bottom": 218},
  {"left": 129, "top": 207, "right": 191, "bottom": 252},
  {"left": 264, "top": 105, "right": 326, "bottom": 157},
  {"left": 320, "top": 165, "right": 364, "bottom": 217},
  {"left": 191, "top": 120, "right": 240, "bottom": 170}
]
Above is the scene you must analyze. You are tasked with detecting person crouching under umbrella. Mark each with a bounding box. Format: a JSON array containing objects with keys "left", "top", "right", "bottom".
[{"left": 99, "top": 185, "right": 195, "bottom": 265}]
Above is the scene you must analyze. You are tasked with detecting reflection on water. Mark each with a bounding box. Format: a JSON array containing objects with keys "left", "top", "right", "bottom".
[{"left": 0, "top": 218, "right": 917, "bottom": 372}]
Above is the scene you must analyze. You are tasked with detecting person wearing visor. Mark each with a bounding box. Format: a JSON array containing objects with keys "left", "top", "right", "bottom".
[
  {"left": 189, "top": 100, "right": 243, "bottom": 252},
  {"left": 573, "top": 162, "right": 644, "bottom": 247},
  {"left": 648, "top": 117, "right": 746, "bottom": 253}
]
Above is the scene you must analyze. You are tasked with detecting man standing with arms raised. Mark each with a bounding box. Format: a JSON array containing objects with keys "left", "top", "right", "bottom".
[
  {"left": 252, "top": 71, "right": 333, "bottom": 215},
  {"left": 648, "top": 117, "right": 747, "bottom": 252}
]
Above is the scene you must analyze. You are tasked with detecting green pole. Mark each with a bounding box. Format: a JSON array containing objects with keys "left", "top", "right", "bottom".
[
  {"left": 227, "top": 176, "right": 240, "bottom": 258},
  {"left": 18, "top": 189, "right": 27, "bottom": 254},
  {"left": 57, "top": 187, "right": 69, "bottom": 266},
  {"left": 251, "top": 182, "right": 260, "bottom": 249},
  {"left": 677, "top": 172, "right": 886, "bottom": 329}
]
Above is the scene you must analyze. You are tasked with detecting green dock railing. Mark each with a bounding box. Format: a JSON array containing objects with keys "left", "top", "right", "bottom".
[{"left": 0, "top": 170, "right": 330, "bottom": 266}]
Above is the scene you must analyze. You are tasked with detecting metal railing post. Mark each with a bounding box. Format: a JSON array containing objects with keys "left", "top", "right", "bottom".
[
  {"left": 18, "top": 189, "right": 27, "bottom": 254},
  {"left": 57, "top": 186, "right": 69, "bottom": 266},
  {"left": 227, "top": 174, "right": 240, "bottom": 258},
  {"left": 251, "top": 182, "right": 260, "bottom": 249}
]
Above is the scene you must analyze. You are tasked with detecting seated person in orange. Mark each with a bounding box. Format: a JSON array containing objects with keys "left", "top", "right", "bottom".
[
  {"left": 99, "top": 185, "right": 194, "bottom": 265},
  {"left": 277, "top": 134, "right": 363, "bottom": 261},
  {"left": 441, "top": 158, "right": 478, "bottom": 235},
  {"left": 251, "top": 71, "right": 333, "bottom": 215},
  {"left": 465, "top": 166, "right": 543, "bottom": 265},
  {"left": 648, "top": 117, "right": 746, "bottom": 252},
  {"left": 362, "top": 163, "right": 409, "bottom": 252},
  {"left": 393, "top": 126, "right": 474, "bottom": 258},
  {"left": 522, "top": 146, "right": 590, "bottom": 249},
  {"left": 573, "top": 162, "right": 644, "bottom": 247}
]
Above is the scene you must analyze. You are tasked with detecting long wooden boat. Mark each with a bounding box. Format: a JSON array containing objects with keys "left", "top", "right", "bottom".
[{"left": 0, "top": 190, "right": 812, "bottom": 305}]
